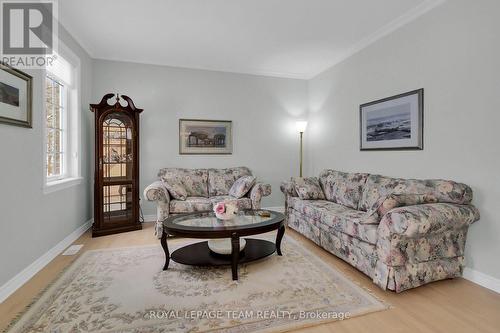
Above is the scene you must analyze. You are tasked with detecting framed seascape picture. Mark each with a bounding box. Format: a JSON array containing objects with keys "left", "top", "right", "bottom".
[
  {"left": 0, "top": 63, "right": 33, "bottom": 128},
  {"left": 179, "top": 119, "right": 233, "bottom": 154},
  {"left": 360, "top": 88, "right": 423, "bottom": 151}
]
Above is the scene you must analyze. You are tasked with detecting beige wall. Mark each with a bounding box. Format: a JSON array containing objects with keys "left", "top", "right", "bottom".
[
  {"left": 0, "top": 25, "right": 93, "bottom": 287},
  {"left": 307, "top": 0, "right": 500, "bottom": 279},
  {"left": 91, "top": 59, "right": 308, "bottom": 214},
  {"left": 2, "top": 0, "right": 498, "bottom": 293}
]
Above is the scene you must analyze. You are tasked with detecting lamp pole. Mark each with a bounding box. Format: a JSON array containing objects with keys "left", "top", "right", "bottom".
[
  {"left": 299, "top": 131, "right": 303, "bottom": 177},
  {"left": 295, "top": 120, "right": 307, "bottom": 177}
]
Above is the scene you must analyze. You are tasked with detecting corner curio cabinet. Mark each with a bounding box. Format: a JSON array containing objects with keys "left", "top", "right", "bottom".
[{"left": 90, "top": 94, "right": 142, "bottom": 237}]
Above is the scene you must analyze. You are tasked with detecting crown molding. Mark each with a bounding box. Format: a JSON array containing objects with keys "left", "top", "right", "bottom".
[
  {"left": 60, "top": 0, "right": 446, "bottom": 80},
  {"left": 308, "top": 0, "right": 447, "bottom": 79},
  {"left": 92, "top": 55, "right": 310, "bottom": 80},
  {"left": 57, "top": 18, "right": 96, "bottom": 59}
]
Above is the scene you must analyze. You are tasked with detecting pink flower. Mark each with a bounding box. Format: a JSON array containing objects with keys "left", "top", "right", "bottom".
[{"left": 214, "top": 202, "right": 226, "bottom": 214}]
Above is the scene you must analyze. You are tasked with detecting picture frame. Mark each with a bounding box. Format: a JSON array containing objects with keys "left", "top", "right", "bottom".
[
  {"left": 0, "top": 62, "right": 33, "bottom": 128},
  {"left": 360, "top": 88, "right": 423, "bottom": 151},
  {"left": 179, "top": 119, "right": 233, "bottom": 155}
]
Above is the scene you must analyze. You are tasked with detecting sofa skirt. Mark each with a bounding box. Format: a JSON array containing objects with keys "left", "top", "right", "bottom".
[
  {"left": 372, "top": 256, "right": 465, "bottom": 292},
  {"left": 286, "top": 208, "right": 466, "bottom": 292},
  {"left": 287, "top": 209, "right": 378, "bottom": 279}
]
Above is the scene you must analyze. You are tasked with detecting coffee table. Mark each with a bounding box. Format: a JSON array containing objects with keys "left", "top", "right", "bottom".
[{"left": 161, "top": 210, "right": 285, "bottom": 280}]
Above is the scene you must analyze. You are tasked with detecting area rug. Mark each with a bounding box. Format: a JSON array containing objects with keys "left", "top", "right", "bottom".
[{"left": 5, "top": 236, "right": 389, "bottom": 333}]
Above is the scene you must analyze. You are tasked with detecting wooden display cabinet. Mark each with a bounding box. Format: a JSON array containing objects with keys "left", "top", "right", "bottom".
[{"left": 90, "top": 94, "right": 142, "bottom": 237}]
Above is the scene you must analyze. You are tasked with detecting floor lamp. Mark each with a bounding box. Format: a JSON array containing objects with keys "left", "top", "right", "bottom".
[{"left": 296, "top": 121, "right": 307, "bottom": 177}]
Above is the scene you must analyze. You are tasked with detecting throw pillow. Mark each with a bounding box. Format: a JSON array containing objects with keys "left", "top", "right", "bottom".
[
  {"left": 376, "top": 193, "right": 438, "bottom": 216},
  {"left": 162, "top": 180, "right": 188, "bottom": 200},
  {"left": 320, "top": 171, "right": 368, "bottom": 209},
  {"left": 361, "top": 193, "right": 439, "bottom": 224},
  {"left": 229, "top": 176, "right": 256, "bottom": 198},
  {"left": 293, "top": 177, "right": 325, "bottom": 200}
]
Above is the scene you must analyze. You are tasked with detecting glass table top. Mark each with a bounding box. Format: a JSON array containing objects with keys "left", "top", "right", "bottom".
[{"left": 168, "top": 210, "right": 278, "bottom": 229}]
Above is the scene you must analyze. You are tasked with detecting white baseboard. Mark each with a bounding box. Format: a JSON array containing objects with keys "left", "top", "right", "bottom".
[
  {"left": 0, "top": 219, "right": 93, "bottom": 303},
  {"left": 266, "top": 206, "right": 500, "bottom": 293},
  {"left": 463, "top": 267, "right": 500, "bottom": 294},
  {"left": 5, "top": 213, "right": 496, "bottom": 303}
]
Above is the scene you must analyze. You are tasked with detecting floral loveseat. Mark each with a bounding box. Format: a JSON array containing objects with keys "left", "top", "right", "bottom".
[
  {"left": 144, "top": 167, "right": 271, "bottom": 235},
  {"left": 281, "top": 170, "right": 480, "bottom": 292}
]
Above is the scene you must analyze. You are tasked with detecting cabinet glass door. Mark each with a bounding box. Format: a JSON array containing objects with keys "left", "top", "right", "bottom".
[
  {"left": 101, "top": 113, "right": 134, "bottom": 224},
  {"left": 102, "top": 114, "right": 133, "bottom": 181}
]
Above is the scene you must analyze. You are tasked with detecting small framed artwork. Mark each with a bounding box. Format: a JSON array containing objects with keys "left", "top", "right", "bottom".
[
  {"left": 179, "top": 119, "right": 233, "bottom": 154},
  {"left": 0, "top": 63, "right": 33, "bottom": 128},
  {"left": 360, "top": 88, "right": 423, "bottom": 151}
]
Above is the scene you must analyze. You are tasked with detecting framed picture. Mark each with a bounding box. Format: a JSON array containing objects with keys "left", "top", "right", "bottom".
[
  {"left": 360, "top": 88, "right": 423, "bottom": 151},
  {"left": 0, "top": 63, "right": 33, "bottom": 128},
  {"left": 179, "top": 119, "right": 233, "bottom": 154}
]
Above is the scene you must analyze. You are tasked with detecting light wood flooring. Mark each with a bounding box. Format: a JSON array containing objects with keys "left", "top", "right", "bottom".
[{"left": 1, "top": 222, "right": 499, "bottom": 332}]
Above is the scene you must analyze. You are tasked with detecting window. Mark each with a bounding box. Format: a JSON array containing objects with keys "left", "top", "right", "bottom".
[
  {"left": 43, "top": 44, "right": 82, "bottom": 193},
  {"left": 45, "top": 75, "right": 66, "bottom": 179}
]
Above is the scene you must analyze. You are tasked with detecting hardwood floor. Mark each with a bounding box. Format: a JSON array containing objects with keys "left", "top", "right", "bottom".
[{"left": 1, "top": 222, "right": 499, "bottom": 332}]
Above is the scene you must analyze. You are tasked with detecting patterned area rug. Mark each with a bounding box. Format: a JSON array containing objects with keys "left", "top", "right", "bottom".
[{"left": 6, "top": 236, "right": 389, "bottom": 332}]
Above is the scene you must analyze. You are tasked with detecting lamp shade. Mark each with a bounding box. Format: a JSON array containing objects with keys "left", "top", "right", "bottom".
[{"left": 295, "top": 121, "right": 307, "bottom": 133}]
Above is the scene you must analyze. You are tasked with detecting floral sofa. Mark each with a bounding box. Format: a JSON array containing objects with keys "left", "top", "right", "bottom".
[
  {"left": 144, "top": 167, "right": 271, "bottom": 235},
  {"left": 280, "top": 170, "right": 480, "bottom": 292}
]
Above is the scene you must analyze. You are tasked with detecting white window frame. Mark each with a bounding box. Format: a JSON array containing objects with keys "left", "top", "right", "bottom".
[
  {"left": 45, "top": 75, "right": 68, "bottom": 182},
  {"left": 43, "top": 41, "right": 82, "bottom": 194}
]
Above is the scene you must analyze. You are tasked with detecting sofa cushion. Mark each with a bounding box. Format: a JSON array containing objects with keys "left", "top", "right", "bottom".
[
  {"left": 170, "top": 197, "right": 212, "bottom": 213},
  {"left": 158, "top": 168, "right": 209, "bottom": 197},
  {"left": 319, "top": 170, "right": 368, "bottom": 209},
  {"left": 170, "top": 196, "right": 253, "bottom": 213},
  {"left": 162, "top": 180, "right": 187, "bottom": 200},
  {"left": 208, "top": 167, "right": 252, "bottom": 196},
  {"left": 229, "top": 175, "right": 256, "bottom": 198},
  {"left": 321, "top": 207, "right": 379, "bottom": 245},
  {"left": 359, "top": 174, "right": 400, "bottom": 212},
  {"left": 397, "top": 179, "right": 473, "bottom": 205},
  {"left": 371, "top": 193, "right": 439, "bottom": 217},
  {"left": 210, "top": 195, "right": 252, "bottom": 210},
  {"left": 288, "top": 198, "right": 378, "bottom": 244},
  {"left": 359, "top": 174, "right": 474, "bottom": 213},
  {"left": 292, "top": 177, "right": 325, "bottom": 200}
]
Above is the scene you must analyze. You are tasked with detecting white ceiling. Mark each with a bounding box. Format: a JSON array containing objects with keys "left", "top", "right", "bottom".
[{"left": 59, "top": 0, "right": 443, "bottom": 79}]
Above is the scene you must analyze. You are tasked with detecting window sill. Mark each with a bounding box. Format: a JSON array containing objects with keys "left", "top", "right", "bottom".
[{"left": 43, "top": 177, "right": 83, "bottom": 194}]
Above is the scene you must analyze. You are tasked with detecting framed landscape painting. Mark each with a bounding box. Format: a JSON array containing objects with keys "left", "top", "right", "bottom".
[
  {"left": 360, "top": 89, "right": 423, "bottom": 151},
  {"left": 0, "top": 63, "right": 32, "bottom": 128},
  {"left": 179, "top": 119, "right": 233, "bottom": 154}
]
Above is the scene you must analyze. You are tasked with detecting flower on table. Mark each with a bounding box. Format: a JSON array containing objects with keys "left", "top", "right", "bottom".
[{"left": 214, "top": 202, "right": 226, "bottom": 214}]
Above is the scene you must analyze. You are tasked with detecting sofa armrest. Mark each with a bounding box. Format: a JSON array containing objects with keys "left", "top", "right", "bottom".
[
  {"left": 249, "top": 183, "right": 272, "bottom": 209},
  {"left": 378, "top": 203, "right": 480, "bottom": 239},
  {"left": 280, "top": 180, "right": 297, "bottom": 197},
  {"left": 143, "top": 181, "right": 170, "bottom": 203},
  {"left": 376, "top": 203, "right": 480, "bottom": 267},
  {"left": 280, "top": 180, "right": 298, "bottom": 214},
  {"left": 143, "top": 181, "right": 171, "bottom": 238}
]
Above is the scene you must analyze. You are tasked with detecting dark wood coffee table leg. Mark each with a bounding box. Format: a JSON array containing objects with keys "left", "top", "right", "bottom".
[
  {"left": 231, "top": 233, "right": 239, "bottom": 280},
  {"left": 161, "top": 230, "right": 170, "bottom": 270},
  {"left": 276, "top": 224, "right": 285, "bottom": 256}
]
